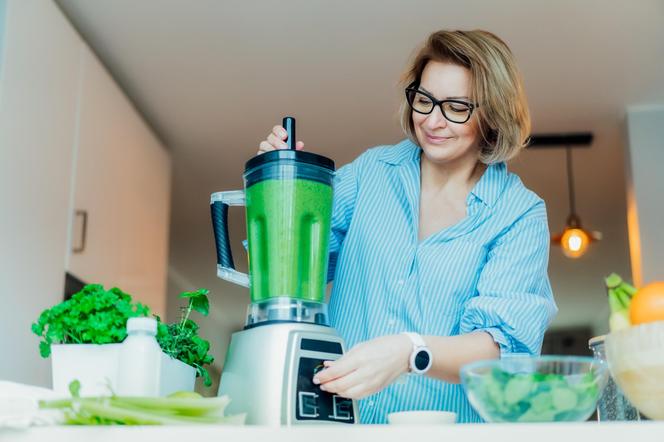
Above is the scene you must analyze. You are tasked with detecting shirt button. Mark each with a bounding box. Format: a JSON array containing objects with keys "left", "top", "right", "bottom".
[
  {"left": 397, "top": 279, "right": 405, "bottom": 286},
  {"left": 367, "top": 400, "right": 375, "bottom": 407},
  {"left": 387, "top": 319, "right": 396, "bottom": 326}
]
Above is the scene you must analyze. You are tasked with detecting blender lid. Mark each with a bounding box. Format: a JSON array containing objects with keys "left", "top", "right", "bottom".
[{"left": 245, "top": 149, "right": 335, "bottom": 172}]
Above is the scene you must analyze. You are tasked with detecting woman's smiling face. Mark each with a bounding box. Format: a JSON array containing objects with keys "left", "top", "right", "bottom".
[{"left": 412, "top": 61, "right": 481, "bottom": 166}]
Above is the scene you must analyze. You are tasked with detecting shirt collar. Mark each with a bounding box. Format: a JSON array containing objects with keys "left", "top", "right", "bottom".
[
  {"left": 378, "top": 139, "right": 421, "bottom": 165},
  {"left": 469, "top": 162, "right": 508, "bottom": 208},
  {"left": 379, "top": 139, "right": 509, "bottom": 208}
]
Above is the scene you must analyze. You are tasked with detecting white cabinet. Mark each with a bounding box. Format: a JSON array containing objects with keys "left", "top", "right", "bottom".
[
  {"left": 0, "top": 0, "right": 171, "bottom": 386},
  {"left": 68, "top": 47, "right": 171, "bottom": 318},
  {"left": 0, "top": 0, "right": 83, "bottom": 386},
  {"left": 113, "top": 104, "right": 171, "bottom": 318}
]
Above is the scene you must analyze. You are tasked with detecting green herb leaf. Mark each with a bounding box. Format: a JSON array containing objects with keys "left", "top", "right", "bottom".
[
  {"left": 191, "top": 295, "right": 209, "bottom": 316},
  {"left": 69, "top": 380, "right": 81, "bottom": 398},
  {"left": 180, "top": 289, "right": 209, "bottom": 299},
  {"left": 39, "top": 341, "right": 51, "bottom": 358}
]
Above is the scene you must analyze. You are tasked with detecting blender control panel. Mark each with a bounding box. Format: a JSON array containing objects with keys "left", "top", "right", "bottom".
[{"left": 293, "top": 338, "right": 356, "bottom": 423}]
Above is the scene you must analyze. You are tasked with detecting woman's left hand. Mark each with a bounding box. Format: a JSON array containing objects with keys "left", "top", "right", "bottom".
[{"left": 312, "top": 334, "right": 412, "bottom": 399}]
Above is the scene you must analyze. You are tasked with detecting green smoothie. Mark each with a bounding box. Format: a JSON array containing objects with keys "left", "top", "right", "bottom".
[{"left": 245, "top": 178, "right": 333, "bottom": 303}]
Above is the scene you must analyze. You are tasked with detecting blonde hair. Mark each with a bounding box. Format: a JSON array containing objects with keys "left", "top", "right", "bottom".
[{"left": 399, "top": 30, "right": 531, "bottom": 164}]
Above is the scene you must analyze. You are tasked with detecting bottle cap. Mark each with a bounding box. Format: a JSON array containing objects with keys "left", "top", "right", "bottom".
[{"left": 126, "top": 317, "right": 157, "bottom": 334}]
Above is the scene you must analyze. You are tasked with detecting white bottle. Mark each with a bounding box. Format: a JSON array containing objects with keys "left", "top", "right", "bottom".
[{"left": 117, "top": 317, "right": 161, "bottom": 396}]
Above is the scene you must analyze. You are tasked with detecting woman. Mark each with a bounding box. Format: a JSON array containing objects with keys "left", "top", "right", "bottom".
[{"left": 258, "top": 30, "right": 557, "bottom": 423}]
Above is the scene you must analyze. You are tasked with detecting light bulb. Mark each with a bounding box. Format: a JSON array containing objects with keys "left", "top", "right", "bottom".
[{"left": 561, "top": 228, "right": 590, "bottom": 258}]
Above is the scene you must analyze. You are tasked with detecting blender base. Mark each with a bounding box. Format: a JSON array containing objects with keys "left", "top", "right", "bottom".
[{"left": 218, "top": 322, "right": 358, "bottom": 425}]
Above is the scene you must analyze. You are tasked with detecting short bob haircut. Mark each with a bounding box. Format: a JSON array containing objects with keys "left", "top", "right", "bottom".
[{"left": 399, "top": 30, "right": 531, "bottom": 164}]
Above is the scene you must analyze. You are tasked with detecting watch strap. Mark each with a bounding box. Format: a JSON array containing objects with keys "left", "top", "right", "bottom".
[{"left": 403, "top": 332, "right": 426, "bottom": 348}]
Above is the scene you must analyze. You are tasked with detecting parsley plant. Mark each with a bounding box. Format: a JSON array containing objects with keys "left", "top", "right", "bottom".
[{"left": 31, "top": 284, "right": 149, "bottom": 358}]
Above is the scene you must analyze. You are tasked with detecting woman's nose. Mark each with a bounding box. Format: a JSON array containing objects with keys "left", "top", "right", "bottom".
[{"left": 425, "top": 105, "right": 448, "bottom": 129}]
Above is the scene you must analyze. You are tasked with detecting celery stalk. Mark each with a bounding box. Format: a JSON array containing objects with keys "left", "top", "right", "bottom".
[
  {"left": 609, "top": 310, "right": 631, "bottom": 332},
  {"left": 619, "top": 282, "right": 637, "bottom": 297},
  {"left": 111, "top": 395, "right": 230, "bottom": 416},
  {"left": 615, "top": 288, "right": 632, "bottom": 310},
  {"left": 607, "top": 288, "right": 626, "bottom": 312},
  {"left": 605, "top": 273, "right": 623, "bottom": 289},
  {"left": 607, "top": 287, "right": 631, "bottom": 332},
  {"left": 39, "top": 393, "right": 244, "bottom": 426}
]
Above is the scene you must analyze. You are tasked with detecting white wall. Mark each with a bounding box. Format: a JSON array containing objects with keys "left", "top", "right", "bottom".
[
  {"left": 0, "top": 1, "right": 6, "bottom": 66},
  {"left": 0, "top": 0, "right": 83, "bottom": 385},
  {"left": 625, "top": 105, "right": 664, "bottom": 286}
]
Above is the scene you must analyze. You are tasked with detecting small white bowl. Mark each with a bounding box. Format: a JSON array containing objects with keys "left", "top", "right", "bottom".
[{"left": 387, "top": 410, "right": 457, "bottom": 425}]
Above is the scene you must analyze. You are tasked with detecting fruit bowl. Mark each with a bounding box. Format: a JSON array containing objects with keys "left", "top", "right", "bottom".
[
  {"left": 605, "top": 320, "right": 664, "bottom": 420},
  {"left": 460, "top": 356, "right": 608, "bottom": 422}
]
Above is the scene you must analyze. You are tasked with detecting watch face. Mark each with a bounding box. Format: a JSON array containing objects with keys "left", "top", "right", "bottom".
[{"left": 414, "top": 349, "right": 431, "bottom": 371}]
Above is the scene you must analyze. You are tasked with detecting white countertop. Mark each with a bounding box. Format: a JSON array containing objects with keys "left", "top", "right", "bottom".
[{"left": 2, "top": 422, "right": 663, "bottom": 442}]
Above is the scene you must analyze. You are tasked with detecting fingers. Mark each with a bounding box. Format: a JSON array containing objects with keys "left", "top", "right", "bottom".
[
  {"left": 258, "top": 141, "right": 273, "bottom": 154},
  {"left": 313, "top": 356, "right": 357, "bottom": 385},
  {"left": 272, "top": 124, "right": 287, "bottom": 140},
  {"left": 319, "top": 367, "right": 365, "bottom": 398},
  {"left": 336, "top": 382, "right": 374, "bottom": 400},
  {"left": 268, "top": 132, "right": 288, "bottom": 149},
  {"left": 256, "top": 125, "right": 305, "bottom": 155},
  {"left": 318, "top": 366, "right": 382, "bottom": 400}
]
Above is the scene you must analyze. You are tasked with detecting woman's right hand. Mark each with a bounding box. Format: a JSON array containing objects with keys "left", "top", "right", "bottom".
[{"left": 257, "top": 125, "right": 305, "bottom": 155}]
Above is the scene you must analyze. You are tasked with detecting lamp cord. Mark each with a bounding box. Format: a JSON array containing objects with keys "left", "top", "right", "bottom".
[{"left": 566, "top": 145, "right": 577, "bottom": 217}]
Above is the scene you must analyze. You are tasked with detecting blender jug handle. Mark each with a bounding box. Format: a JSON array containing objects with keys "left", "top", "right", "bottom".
[{"left": 210, "top": 190, "right": 250, "bottom": 287}]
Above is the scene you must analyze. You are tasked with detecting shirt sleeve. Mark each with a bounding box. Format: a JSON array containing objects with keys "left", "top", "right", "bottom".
[
  {"left": 459, "top": 200, "right": 558, "bottom": 357},
  {"left": 327, "top": 160, "right": 359, "bottom": 283}
]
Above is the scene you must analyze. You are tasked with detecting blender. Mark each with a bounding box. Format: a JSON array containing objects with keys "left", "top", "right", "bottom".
[{"left": 210, "top": 117, "right": 358, "bottom": 425}]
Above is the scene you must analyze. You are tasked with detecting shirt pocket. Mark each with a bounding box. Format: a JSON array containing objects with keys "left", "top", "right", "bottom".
[{"left": 415, "top": 240, "right": 488, "bottom": 335}]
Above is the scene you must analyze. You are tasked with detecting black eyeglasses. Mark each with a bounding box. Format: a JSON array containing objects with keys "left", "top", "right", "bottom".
[{"left": 405, "top": 82, "right": 478, "bottom": 124}]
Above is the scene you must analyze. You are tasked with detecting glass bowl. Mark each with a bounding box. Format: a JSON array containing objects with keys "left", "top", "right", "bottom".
[
  {"left": 605, "top": 320, "right": 664, "bottom": 420},
  {"left": 460, "top": 355, "right": 608, "bottom": 422}
]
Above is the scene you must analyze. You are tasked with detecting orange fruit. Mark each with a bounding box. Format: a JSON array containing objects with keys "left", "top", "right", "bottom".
[{"left": 629, "top": 281, "right": 664, "bottom": 325}]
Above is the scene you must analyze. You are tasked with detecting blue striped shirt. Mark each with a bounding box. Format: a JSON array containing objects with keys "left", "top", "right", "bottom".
[{"left": 326, "top": 139, "right": 558, "bottom": 424}]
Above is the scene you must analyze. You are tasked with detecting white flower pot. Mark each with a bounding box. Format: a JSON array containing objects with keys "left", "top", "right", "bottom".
[
  {"left": 51, "top": 344, "right": 121, "bottom": 397},
  {"left": 51, "top": 344, "right": 196, "bottom": 397},
  {"left": 159, "top": 353, "right": 196, "bottom": 396}
]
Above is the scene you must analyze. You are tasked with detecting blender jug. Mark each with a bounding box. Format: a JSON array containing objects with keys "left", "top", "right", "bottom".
[{"left": 210, "top": 117, "right": 335, "bottom": 304}]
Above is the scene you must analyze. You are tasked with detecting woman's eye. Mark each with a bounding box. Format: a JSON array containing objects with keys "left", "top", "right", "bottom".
[
  {"left": 449, "top": 104, "right": 470, "bottom": 113},
  {"left": 417, "top": 97, "right": 432, "bottom": 105}
]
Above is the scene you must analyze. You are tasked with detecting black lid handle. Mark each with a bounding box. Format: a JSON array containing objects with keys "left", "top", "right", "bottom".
[{"left": 282, "top": 116, "right": 296, "bottom": 150}]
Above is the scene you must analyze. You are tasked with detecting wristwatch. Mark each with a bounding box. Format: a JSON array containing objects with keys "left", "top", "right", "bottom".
[{"left": 402, "top": 332, "right": 433, "bottom": 374}]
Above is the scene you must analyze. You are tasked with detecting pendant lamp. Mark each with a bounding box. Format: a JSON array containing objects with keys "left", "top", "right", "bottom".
[
  {"left": 550, "top": 146, "right": 602, "bottom": 258},
  {"left": 529, "top": 133, "right": 602, "bottom": 259}
]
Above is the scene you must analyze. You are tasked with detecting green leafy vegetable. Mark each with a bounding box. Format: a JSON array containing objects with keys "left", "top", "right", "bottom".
[
  {"left": 31, "top": 285, "right": 149, "bottom": 357},
  {"left": 157, "top": 289, "right": 215, "bottom": 386},
  {"left": 467, "top": 368, "right": 601, "bottom": 422},
  {"left": 39, "top": 381, "right": 244, "bottom": 425}
]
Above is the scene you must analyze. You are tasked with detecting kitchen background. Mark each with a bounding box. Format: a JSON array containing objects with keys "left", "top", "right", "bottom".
[{"left": 1, "top": 0, "right": 663, "bottom": 393}]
